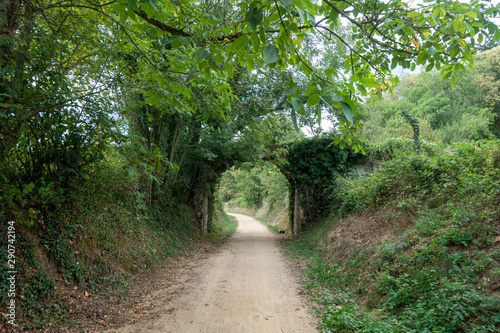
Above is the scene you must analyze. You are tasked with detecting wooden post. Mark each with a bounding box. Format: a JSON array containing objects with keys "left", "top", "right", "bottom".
[
  {"left": 201, "top": 195, "right": 209, "bottom": 234},
  {"left": 293, "top": 189, "right": 302, "bottom": 235}
]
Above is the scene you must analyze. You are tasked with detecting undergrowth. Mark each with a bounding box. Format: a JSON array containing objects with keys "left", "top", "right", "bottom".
[
  {"left": 210, "top": 206, "right": 238, "bottom": 238},
  {"left": 285, "top": 139, "right": 500, "bottom": 332},
  {"left": 0, "top": 162, "right": 198, "bottom": 330}
]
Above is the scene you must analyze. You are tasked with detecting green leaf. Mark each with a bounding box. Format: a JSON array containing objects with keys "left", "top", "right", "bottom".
[
  {"left": 391, "top": 58, "right": 398, "bottom": 70},
  {"left": 251, "top": 32, "right": 261, "bottom": 51},
  {"left": 172, "top": 38, "right": 182, "bottom": 49},
  {"left": 283, "top": 86, "right": 298, "bottom": 95},
  {"left": 226, "top": 62, "right": 234, "bottom": 78},
  {"left": 304, "top": 86, "right": 318, "bottom": 95},
  {"left": 230, "top": 35, "right": 248, "bottom": 51},
  {"left": 249, "top": 8, "right": 264, "bottom": 31},
  {"left": 329, "top": 8, "right": 339, "bottom": 23},
  {"left": 407, "top": 11, "right": 419, "bottom": 18},
  {"left": 295, "top": 7, "right": 305, "bottom": 22},
  {"left": 128, "top": 0, "right": 138, "bottom": 8},
  {"left": 281, "top": 0, "right": 293, "bottom": 9},
  {"left": 306, "top": 93, "right": 321, "bottom": 107},
  {"left": 195, "top": 49, "right": 210, "bottom": 59},
  {"left": 148, "top": 0, "right": 158, "bottom": 11},
  {"left": 291, "top": 97, "right": 302, "bottom": 111},
  {"left": 118, "top": 5, "right": 129, "bottom": 22},
  {"left": 427, "top": 47, "right": 437, "bottom": 55},
  {"left": 259, "top": 26, "right": 266, "bottom": 43},
  {"left": 179, "top": 36, "right": 189, "bottom": 45},
  {"left": 356, "top": 84, "right": 367, "bottom": 96},
  {"left": 297, "top": 105, "right": 305, "bottom": 116},
  {"left": 203, "top": 67, "right": 211, "bottom": 80},
  {"left": 305, "top": 10, "right": 315, "bottom": 24},
  {"left": 246, "top": 53, "right": 255, "bottom": 72},
  {"left": 464, "top": 11, "right": 477, "bottom": 19},
  {"left": 263, "top": 44, "right": 279, "bottom": 63},
  {"left": 331, "top": 95, "right": 344, "bottom": 102},
  {"left": 291, "top": 109, "right": 299, "bottom": 131},
  {"left": 494, "top": 29, "right": 500, "bottom": 42},
  {"left": 359, "top": 77, "right": 379, "bottom": 88},
  {"left": 451, "top": 75, "right": 457, "bottom": 88},
  {"left": 341, "top": 102, "right": 354, "bottom": 123}
]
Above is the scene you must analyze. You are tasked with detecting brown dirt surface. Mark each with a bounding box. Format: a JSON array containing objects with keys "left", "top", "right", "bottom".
[
  {"left": 51, "top": 213, "right": 317, "bottom": 333},
  {"left": 48, "top": 241, "right": 220, "bottom": 333},
  {"left": 106, "top": 213, "right": 317, "bottom": 333},
  {"left": 325, "top": 206, "right": 412, "bottom": 251}
]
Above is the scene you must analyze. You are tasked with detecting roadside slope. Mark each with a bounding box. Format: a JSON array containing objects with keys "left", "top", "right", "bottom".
[{"left": 285, "top": 140, "right": 500, "bottom": 332}]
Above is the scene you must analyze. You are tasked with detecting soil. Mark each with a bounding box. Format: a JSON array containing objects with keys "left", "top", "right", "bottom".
[
  {"left": 53, "top": 214, "right": 317, "bottom": 333},
  {"left": 107, "top": 213, "right": 317, "bottom": 333}
]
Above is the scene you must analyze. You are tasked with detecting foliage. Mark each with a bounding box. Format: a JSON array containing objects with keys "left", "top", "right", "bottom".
[
  {"left": 219, "top": 163, "right": 289, "bottom": 210},
  {"left": 284, "top": 137, "right": 364, "bottom": 226},
  {"left": 474, "top": 46, "right": 500, "bottom": 136},
  {"left": 0, "top": 155, "right": 198, "bottom": 328},
  {"left": 209, "top": 204, "right": 238, "bottom": 239},
  {"left": 362, "top": 50, "right": 500, "bottom": 147},
  {"left": 112, "top": 0, "right": 500, "bottom": 148},
  {"left": 285, "top": 138, "right": 500, "bottom": 333},
  {"left": 1, "top": 0, "right": 500, "bottom": 328},
  {"left": 366, "top": 137, "right": 438, "bottom": 161},
  {"left": 339, "top": 139, "right": 500, "bottom": 216}
]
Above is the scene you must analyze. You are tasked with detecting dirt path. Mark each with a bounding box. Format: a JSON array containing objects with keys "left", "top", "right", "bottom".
[{"left": 108, "top": 213, "right": 317, "bottom": 333}]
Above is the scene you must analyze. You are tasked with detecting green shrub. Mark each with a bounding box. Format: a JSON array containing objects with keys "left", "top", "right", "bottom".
[{"left": 287, "top": 139, "right": 500, "bottom": 333}]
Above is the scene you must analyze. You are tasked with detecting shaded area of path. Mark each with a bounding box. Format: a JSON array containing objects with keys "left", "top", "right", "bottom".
[{"left": 108, "top": 213, "right": 317, "bottom": 333}]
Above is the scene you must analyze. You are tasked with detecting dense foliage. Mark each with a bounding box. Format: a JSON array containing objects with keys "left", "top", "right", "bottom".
[
  {"left": 363, "top": 46, "right": 500, "bottom": 147},
  {"left": 0, "top": 1, "right": 298, "bottom": 326},
  {"left": 286, "top": 139, "right": 500, "bottom": 332},
  {"left": 284, "top": 137, "right": 364, "bottom": 227},
  {"left": 219, "top": 163, "right": 289, "bottom": 210},
  {"left": 1, "top": 0, "right": 500, "bottom": 328}
]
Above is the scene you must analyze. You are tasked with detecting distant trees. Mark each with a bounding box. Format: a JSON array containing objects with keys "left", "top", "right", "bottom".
[
  {"left": 219, "top": 163, "right": 289, "bottom": 209},
  {"left": 362, "top": 47, "right": 500, "bottom": 147}
]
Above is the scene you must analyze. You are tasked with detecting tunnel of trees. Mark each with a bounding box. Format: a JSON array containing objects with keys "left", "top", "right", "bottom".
[{"left": 1, "top": 0, "right": 500, "bottom": 327}]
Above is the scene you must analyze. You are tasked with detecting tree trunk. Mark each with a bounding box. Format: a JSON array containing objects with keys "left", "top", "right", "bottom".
[{"left": 402, "top": 111, "right": 422, "bottom": 154}]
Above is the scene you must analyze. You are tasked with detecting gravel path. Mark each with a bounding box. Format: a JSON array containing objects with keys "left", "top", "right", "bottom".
[{"left": 108, "top": 213, "right": 317, "bottom": 333}]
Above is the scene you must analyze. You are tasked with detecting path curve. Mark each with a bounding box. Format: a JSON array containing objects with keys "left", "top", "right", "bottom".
[{"left": 109, "top": 213, "right": 317, "bottom": 333}]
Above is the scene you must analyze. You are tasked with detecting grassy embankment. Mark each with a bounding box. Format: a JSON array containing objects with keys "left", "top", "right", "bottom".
[
  {"left": 285, "top": 140, "right": 500, "bottom": 332},
  {"left": 0, "top": 163, "right": 237, "bottom": 330},
  {"left": 211, "top": 207, "right": 238, "bottom": 238}
]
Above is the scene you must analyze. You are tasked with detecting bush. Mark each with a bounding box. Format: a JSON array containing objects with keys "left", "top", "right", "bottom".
[{"left": 287, "top": 139, "right": 500, "bottom": 333}]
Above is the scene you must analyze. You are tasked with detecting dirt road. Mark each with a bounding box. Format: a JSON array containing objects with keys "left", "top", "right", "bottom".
[{"left": 109, "top": 213, "right": 317, "bottom": 333}]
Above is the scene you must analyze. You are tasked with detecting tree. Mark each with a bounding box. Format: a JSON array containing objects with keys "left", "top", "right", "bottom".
[
  {"left": 474, "top": 46, "right": 500, "bottom": 136},
  {"left": 118, "top": 0, "right": 500, "bottom": 149},
  {"left": 362, "top": 68, "right": 496, "bottom": 146}
]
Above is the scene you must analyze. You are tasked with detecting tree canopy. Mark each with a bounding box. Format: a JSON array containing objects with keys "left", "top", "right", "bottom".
[
  {"left": 2, "top": 0, "right": 499, "bottom": 156},
  {"left": 1, "top": 0, "right": 499, "bottom": 223},
  {"left": 117, "top": 0, "right": 500, "bottom": 148},
  {"left": 362, "top": 46, "right": 500, "bottom": 146}
]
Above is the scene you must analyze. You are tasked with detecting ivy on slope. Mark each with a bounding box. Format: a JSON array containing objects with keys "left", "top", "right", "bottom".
[{"left": 283, "top": 137, "right": 364, "bottom": 226}]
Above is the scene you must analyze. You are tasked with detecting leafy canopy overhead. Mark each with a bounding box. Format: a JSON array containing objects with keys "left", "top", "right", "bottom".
[{"left": 114, "top": 0, "right": 500, "bottom": 149}]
